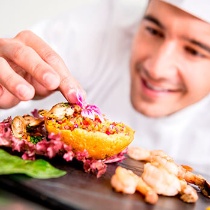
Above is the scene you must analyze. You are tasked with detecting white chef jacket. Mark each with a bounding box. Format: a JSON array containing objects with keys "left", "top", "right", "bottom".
[{"left": 1, "top": 0, "right": 210, "bottom": 175}]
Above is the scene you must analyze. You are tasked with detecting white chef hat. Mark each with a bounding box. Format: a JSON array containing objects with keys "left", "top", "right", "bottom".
[{"left": 161, "top": 0, "right": 210, "bottom": 23}]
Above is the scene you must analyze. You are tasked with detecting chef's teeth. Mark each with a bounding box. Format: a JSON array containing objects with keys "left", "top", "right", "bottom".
[{"left": 146, "top": 81, "right": 167, "bottom": 92}]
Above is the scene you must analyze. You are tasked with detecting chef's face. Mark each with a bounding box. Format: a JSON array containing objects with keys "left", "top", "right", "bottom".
[{"left": 130, "top": 0, "right": 210, "bottom": 118}]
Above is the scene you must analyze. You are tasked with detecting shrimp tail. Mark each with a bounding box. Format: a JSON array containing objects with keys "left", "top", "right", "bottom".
[
  {"left": 201, "top": 180, "right": 210, "bottom": 198},
  {"left": 184, "top": 171, "right": 210, "bottom": 198}
]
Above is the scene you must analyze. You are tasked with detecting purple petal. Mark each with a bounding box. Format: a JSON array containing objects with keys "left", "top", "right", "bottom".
[
  {"left": 81, "top": 109, "right": 95, "bottom": 120},
  {"left": 75, "top": 90, "right": 104, "bottom": 122},
  {"left": 76, "top": 90, "right": 86, "bottom": 107}
]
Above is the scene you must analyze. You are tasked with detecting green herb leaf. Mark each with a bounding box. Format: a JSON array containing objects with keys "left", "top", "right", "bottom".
[
  {"left": 29, "top": 135, "right": 43, "bottom": 144},
  {"left": 0, "top": 149, "right": 66, "bottom": 179}
]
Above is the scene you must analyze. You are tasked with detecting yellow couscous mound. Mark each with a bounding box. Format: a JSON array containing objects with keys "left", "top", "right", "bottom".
[{"left": 44, "top": 103, "right": 135, "bottom": 159}]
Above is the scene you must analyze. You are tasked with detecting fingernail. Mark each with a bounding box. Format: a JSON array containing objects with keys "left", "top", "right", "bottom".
[
  {"left": 67, "top": 89, "right": 78, "bottom": 103},
  {"left": 43, "top": 73, "right": 60, "bottom": 89},
  {"left": 16, "top": 84, "right": 34, "bottom": 99}
]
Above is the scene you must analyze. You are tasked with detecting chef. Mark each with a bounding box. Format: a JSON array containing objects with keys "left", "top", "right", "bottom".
[{"left": 0, "top": 0, "right": 210, "bottom": 174}]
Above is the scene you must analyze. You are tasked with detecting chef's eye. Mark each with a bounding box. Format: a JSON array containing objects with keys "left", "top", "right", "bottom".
[
  {"left": 185, "top": 46, "right": 205, "bottom": 58},
  {"left": 145, "top": 26, "right": 163, "bottom": 38}
]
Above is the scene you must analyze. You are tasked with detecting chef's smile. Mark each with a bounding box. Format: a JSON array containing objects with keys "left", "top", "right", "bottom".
[
  {"left": 136, "top": 64, "right": 182, "bottom": 101},
  {"left": 142, "top": 78, "right": 171, "bottom": 96}
]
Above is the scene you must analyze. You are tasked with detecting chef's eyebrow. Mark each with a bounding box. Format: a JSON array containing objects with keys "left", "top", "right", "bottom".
[
  {"left": 144, "top": 15, "right": 210, "bottom": 53},
  {"left": 185, "top": 38, "right": 210, "bottom": 53},
  {"left": 143, "top": 14, "right": 165, "bottom": 29}
]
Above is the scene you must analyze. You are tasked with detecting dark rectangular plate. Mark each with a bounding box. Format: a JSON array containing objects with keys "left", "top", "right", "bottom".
[{"left": 0, "top": 156, "right": 209, "bottom": 210}]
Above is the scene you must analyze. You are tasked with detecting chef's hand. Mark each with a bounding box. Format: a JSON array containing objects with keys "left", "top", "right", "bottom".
[{"left": 0, "top": 30, "right": 86, "bottom": 109}]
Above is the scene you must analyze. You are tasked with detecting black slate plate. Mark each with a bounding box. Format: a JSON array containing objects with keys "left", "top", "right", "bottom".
[{"left": 0, "top": 156, "right": 210, "bottom": 210}]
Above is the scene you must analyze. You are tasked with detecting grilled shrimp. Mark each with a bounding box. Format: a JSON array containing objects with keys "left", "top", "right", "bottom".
[
  {"left": 111, "top": 166, "right": 139, "bottom": 194},
  {"left": 127, "top": 147, "right": 151, "bottom": 161},
  {"left": 128, "top": 146, "right": 210, "bottom": 199},
  {"left": 111, "top": 166, "right": 158, "bottom": 204},
  {"left": 142, "top": 162, "right": 181, "bottom": 196},
  {"left": 128, "top": 147, "right": 173, "bottom": 162},
  {"left": 111, "top": 160, "right": 198, "bottom": 203},
  {"left": 142, "top": 162, "right": 198, "bottom": 203}
]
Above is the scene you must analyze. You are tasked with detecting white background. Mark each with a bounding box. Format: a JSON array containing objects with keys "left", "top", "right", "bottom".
[{"left": 0, "top": 0, "right": 96, "bottom": 37}]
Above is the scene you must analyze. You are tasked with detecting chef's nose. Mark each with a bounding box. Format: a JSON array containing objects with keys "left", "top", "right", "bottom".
[{"left": 145, "top": 41, "right": 178, "bottom": 79}]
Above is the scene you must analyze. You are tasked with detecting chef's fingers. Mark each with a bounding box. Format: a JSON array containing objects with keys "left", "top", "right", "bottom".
[
  {"left": 0, "top": 38, "right": 60, "bottom": 92},
  {"left": 0, "top": 57, "right": 35, "bottom": 101},
  {"left": 15, "top": 30, "right": 86, "bottom": 103},
  {"left": 0, "top": 86, "right": 20, "bottom": 109}
]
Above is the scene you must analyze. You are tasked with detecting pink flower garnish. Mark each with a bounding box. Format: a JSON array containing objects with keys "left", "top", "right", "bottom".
[
  {"left": 76, "top": 91, "right": 104, "bottom": 122},
  {"left": 31, "top": 109, "right": 40, "bottom": 118},
  {"left": 76, "top": 90, "right": 85, "bottom": 107}
]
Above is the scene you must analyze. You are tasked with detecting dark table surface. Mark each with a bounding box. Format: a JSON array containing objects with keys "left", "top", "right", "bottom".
[
  {"left": 0, "top": 155, "right": 210, "bottom": 210},
  {"left": 0, "top": 189, "right": 50, "bottom": 210}
]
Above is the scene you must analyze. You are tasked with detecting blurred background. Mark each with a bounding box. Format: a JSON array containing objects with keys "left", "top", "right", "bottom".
[{"left": 0, "top": 0, "right": 96, "bottom": 37}]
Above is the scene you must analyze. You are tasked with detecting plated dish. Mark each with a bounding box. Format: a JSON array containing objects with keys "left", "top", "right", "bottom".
[{"left": 0, "top": 95, "right": 134, "bottom": 177}]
